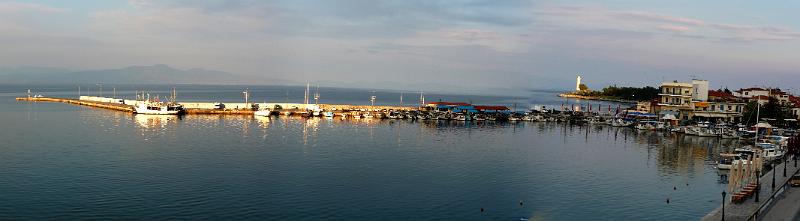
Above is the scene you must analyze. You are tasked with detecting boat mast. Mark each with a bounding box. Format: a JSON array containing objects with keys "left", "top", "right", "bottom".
[
  {"left": 304, "top": 83, "right": 310, "bottom": 105},
  {"left": 419, "top": 91, "right": 424, "bottom": 108},
  {"left": 243, "top": 89, "right": 249, "bottom": 107},
  {"left": 754, "top": 88, "right": 764, "bottom": 145},
  {"left": 314, "top": 84, "right": 320, "bottom": 105}
]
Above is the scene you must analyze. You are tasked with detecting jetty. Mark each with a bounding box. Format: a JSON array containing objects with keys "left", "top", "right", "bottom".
[
  {"left": 16, "top": 96, "right": 418, "bottom": 115},
  {"left": 701, "top": 159, "right": 800, "bottom": 221}
]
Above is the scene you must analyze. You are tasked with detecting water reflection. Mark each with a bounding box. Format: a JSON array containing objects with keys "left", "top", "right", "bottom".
[
  {"left": 134, "top": 114, "right": 178, "bottom": 129},
  {"left": 41, "top": 110, "right": 740, "bottom": 220}
]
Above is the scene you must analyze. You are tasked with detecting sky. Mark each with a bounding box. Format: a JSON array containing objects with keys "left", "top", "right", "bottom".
[{"left": 2, "top": 0, "right": 800, "bottom": 94}]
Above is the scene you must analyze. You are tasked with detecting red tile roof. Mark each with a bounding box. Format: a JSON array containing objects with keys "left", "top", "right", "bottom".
[
  {"left": 708, "top": 90, "right": 735, "bottom": 98},
  {"left": 736, "top": 87, "right": 765, "bottom": 92}
]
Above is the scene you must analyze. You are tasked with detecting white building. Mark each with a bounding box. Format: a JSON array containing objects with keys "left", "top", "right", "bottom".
[
  {"left": 733, "top": 88, "right": 769, "bottom": 98},
  {"left": 691, "top": 79, "right": 709, "bottom": 101}
]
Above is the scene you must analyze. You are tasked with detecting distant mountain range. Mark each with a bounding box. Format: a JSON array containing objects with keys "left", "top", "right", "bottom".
[{"left": 0, "top": 64, "right": 279, "bottom": 85}]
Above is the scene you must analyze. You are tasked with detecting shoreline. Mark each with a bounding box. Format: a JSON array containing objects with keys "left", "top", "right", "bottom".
[{"left": 557, "top": 93, "right": 637, "bottom": 104}]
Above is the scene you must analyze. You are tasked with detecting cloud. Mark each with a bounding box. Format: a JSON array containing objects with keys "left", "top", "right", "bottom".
[
  {"left": 611, "top": 11, "right": 705, "bottom": 26},
  {"left": 0, "top": 2, "right": 64, "bottom": 13},
  {"left": 535, "top": 5, "right": 800, "bottom": 42},
  {"left": 658, "top": 24, "right": 691, "bottom": 33}
]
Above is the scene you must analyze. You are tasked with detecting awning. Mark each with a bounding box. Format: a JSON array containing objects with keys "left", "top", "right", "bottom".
[
  {"left": 693, "top": 112, "right": 730, "bottom": 118},
  {"left": 659, "top": 110, "right": 679, "bottom": 116},
  {"left": 662, "top": 114, "right": 677, "bottom": 120}
]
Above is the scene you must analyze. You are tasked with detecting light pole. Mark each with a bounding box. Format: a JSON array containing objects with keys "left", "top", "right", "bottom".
[
  {"left": 784, "top": 155, "right": 788, "bottom": 177},
  {"left": 755, "top": 168, "right": 760, "bottom": 202},
  {"left": 721, "top": 191, "right": 726, "bottom": 221},
  {"left": 772, "top": 160, "right": 776, "bottom": 190}
]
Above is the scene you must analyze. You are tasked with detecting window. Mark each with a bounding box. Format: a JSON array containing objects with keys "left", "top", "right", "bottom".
[{"left": 710, "top": 105, "right": 715, "bottom": 111}]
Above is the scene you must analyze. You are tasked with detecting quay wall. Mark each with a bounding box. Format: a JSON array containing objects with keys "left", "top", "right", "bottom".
[{"left": 17, "top": 97, "right": 420, "bottom": 114}]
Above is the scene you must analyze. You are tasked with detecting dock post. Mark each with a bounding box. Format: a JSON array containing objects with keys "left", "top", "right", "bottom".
[{"left": 721, "top": 191, "right": 726, "bottom": 221}]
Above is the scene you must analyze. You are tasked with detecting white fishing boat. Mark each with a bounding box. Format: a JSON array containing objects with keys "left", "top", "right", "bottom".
[
  {"left": 757, "top": 143, "right": 784, "bottom": 161},
  {"left": 685, "top": 126, "right": 699, "bottom": 136},
  {"left": 717, "top": 153, "right": 739, "bottom": 170},
  {"left": 323, "top": 111, "right": 334, "bottom": 118},
  {"left": 254, "top": 109, "right": 271, "bottom": 117},
  {"left": 134, "top": 102, "right": 181, "bottom": 115},
  {"left": 698, "top": 128, "right": 717, "bottom": 137}
]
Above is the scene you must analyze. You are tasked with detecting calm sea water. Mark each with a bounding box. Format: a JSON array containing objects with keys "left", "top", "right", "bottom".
[{"left": 0, "top": 84, "right": 730, "bottom": 220}]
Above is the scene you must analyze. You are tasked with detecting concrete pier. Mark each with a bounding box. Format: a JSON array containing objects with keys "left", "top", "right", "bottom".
[
  {"left": 701, "top": 159, "right": 800, "bottom": 221},
  {"left": 17, "top": 97, "right": 134, "bottom": 112},
  {"left": 16, "top": 97, "right": 419, "bottom": 115}
]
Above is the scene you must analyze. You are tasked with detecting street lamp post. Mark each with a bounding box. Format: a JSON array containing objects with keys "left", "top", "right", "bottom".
[
  {"left": 721, "top": 191, "right": 726, "bottom": 221},
  {"left": 785, "top": 155, "right": 788, "bottom": 177},
  {"left": 755, "top": 168, "right": 760, "bottom": 202},
  {"left": 772, "top": 161, "right": 776, "bottom": 190}
]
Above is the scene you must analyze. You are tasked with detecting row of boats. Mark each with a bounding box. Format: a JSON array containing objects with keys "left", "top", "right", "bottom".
[{"left": 254, "top": 109, "right": 534, "bottom": 121}]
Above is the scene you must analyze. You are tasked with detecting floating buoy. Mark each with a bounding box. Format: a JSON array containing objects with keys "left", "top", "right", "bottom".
[
  {"left": 480, "top": 208, "right": 485, "bottom": 213},
  {"left": 519, "top": 200, "right": 524, "bottom": 207},
  {"left": 673, "top": 186, "right": 677, "bottom": 190},
  {"left": 666, "top": 198, "right": 670, "bottom": 204}
]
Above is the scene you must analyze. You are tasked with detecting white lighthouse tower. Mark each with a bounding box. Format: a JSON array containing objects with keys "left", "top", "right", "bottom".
[{"left": 575, "top": 75, "right": 582, "bottom": 91}]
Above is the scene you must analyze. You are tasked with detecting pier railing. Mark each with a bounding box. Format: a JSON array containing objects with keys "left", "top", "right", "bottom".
[{"left": 746, "top": 157, "right": 798, "bottom": 221}]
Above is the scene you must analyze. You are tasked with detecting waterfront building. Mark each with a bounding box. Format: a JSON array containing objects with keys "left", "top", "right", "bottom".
[
  {"left": 733, "top": 87, "right": 770, "bottom": 98},
  {"left": 734, "top": 87, "right": 791, "bottom": 105},
  {"left": 426, "top": 102, "right": 471, "bottom": 112},
  {"left": 690, "top": 90, "right": 745, "bottom": 122},
  {"left": 656, "top": 79, "right": 743, "bottom": 122},
  {"left": 657, "top": 81, "right": 694, "bottom": 120},
  {"left": 425, "top": 102, "right": 509, "bottom": 113},
  {"left": 691, "top": 79, "right": 709, "bottom": 101}
]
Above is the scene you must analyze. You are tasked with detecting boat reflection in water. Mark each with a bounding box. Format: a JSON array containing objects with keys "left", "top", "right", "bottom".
[{"left": 134, "top": 114, "right": 179, "bottom": 129}]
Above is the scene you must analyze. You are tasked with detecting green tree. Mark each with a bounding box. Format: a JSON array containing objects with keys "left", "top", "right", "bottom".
[{"left": 742, "top": 97, "right": 792, "bottom": 125}]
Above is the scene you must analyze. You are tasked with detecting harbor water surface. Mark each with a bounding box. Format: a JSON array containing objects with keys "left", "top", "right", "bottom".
[{"left": 1, "top": 85, "right": 730, "bottom": 220}]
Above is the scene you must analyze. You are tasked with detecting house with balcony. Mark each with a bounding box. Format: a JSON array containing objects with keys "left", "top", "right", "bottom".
[
  {"left": 657, "top": 81, "right": 695, "bottom": 120},
  {"left": 689, "top": 90, "right": 745, "bottom": 122}
]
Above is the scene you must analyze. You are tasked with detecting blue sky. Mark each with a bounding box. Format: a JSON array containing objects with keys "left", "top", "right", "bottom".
[{"left": 1, "top": 0, "right": 799, "bottom": 94}]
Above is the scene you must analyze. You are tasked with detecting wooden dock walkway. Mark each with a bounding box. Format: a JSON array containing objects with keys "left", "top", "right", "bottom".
[{"left": 701, "top": 159, "right": 800, "bottom": 221}]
